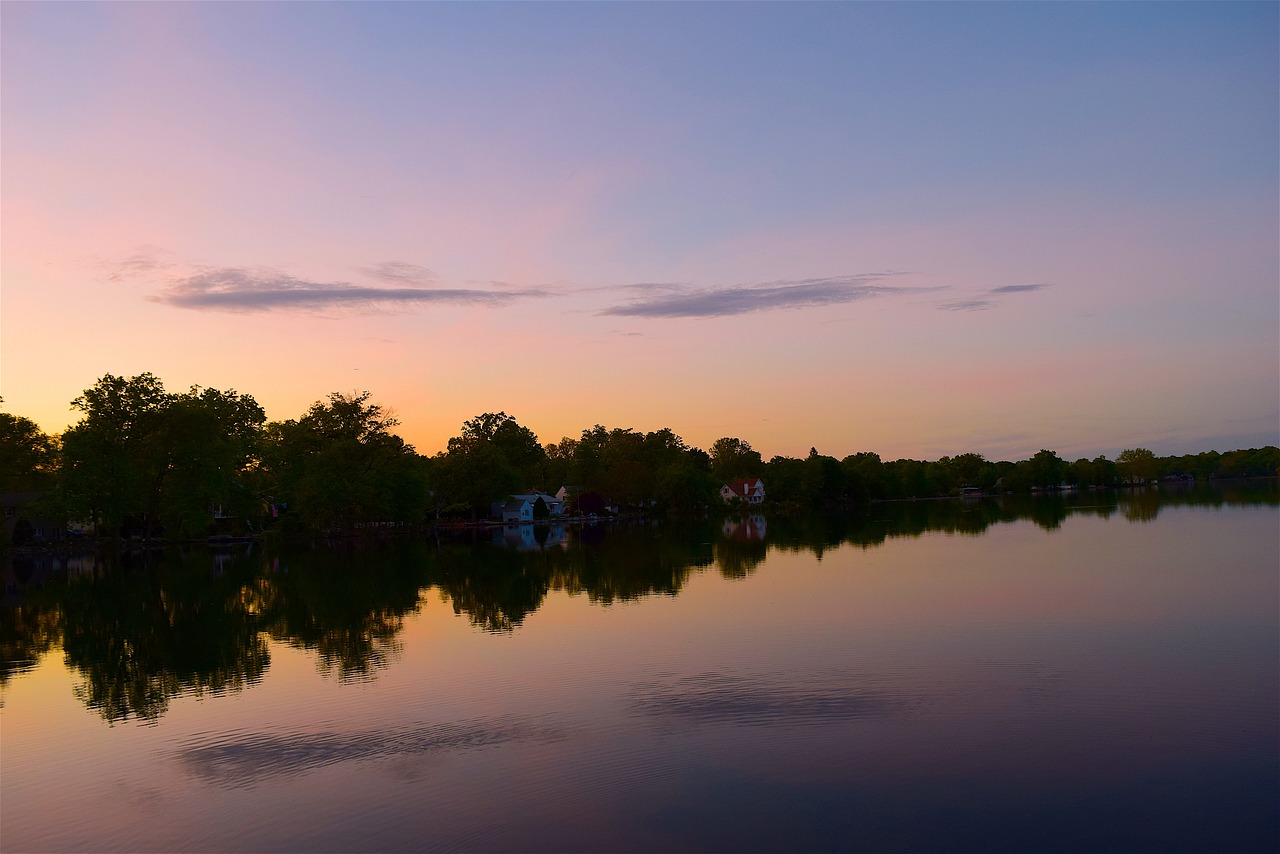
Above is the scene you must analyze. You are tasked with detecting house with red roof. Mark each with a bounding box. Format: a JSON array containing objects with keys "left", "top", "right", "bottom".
[{"left": 720, "top": 478, "right": 766, "bottom": 505}]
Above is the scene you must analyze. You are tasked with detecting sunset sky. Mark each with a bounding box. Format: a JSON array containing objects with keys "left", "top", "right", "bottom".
[{"left": 3, "top": 2, "right": 1276, "bottom": 462}]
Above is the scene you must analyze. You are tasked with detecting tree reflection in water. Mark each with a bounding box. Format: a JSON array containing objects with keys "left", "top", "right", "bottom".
[
  {"left": 255, "top": 543, "right": 426, "bottom": 681},
  {"left": 1, "top": 480, "right": 1274, "bottom": 722},
  {"left": 57, "top": 549, "right": 269, "bottom": 722}
]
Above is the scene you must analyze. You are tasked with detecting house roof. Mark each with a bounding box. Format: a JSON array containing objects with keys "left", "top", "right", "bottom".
[
  {"left": 723, "top": 478, "right": 764, "bottom": 496},
  {"left": 511, "top": 492, "right": 559, "bottom": 504}
]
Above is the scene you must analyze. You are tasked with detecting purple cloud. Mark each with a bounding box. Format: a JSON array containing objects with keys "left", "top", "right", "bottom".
[
  {"left": 988, "top": 283, "right": 1049, "bottom": 294},
  {"left": 149, "top": 267, "right": 550, "bottom": 313},
  {"left": 601, "top": 274, "right": 931, "bottom": 319}
]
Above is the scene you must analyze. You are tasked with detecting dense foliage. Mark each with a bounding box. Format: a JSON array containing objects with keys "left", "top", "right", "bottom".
[{"left": 1, "top": 374, "right": 1277, "bottom": 542}]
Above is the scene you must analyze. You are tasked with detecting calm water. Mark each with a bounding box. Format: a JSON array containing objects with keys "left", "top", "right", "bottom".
[{"left": 3, "top": 486, "right": 1277, "bottom": 852}]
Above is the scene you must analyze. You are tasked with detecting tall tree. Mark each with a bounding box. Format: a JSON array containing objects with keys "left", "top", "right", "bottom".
[
  {"left": 156, "top": 386, "right": 266, "bottom": 536},
  {"left": 60, "top": 375, "right": 267, "bottom": 539},
  {"left": 710, "top": 437, "right": 764, "bottom": 483},
  {"left": 1016, "top": 449, "right": 1068, "bottom": 490},
  {"left": 447, "top": 412, "right": 545, "bottom": 490},
  {"left": 1116, "top": 448, "right": 1159, "bottom": 483},
  {"left": 263, "top": 391, "right": 425, "bottom": 533},
  {"left": 60, "top": 373, "right": 171, "bottom": 538},
  {"left": 0, "top": 409, "right": 58, "bottom": 493}
]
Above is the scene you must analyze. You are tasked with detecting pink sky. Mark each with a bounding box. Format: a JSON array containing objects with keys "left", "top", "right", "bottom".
[{"left": 3, "top": 3, "right": 1276, "bottom": 461}]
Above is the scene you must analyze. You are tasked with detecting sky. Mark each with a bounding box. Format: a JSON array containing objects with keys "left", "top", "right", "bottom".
[{"left": 2, "top": 1, "right": 1277, "bottom": 463}]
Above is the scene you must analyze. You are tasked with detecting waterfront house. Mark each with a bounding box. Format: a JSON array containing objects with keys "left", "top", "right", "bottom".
[
  {"left": 720, "top": 478, "right": 766, "bottom": 505},
  {"left": 490, "top": 491, "right": 564, "bottom": 523},
  {"left": 495, "top": 499, "right": 534, "bottom": 524},
  {"left": 510, "top": 492, "right": 565, "bottom": 516}
]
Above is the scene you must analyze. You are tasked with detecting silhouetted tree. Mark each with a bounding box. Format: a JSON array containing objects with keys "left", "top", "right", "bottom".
[
  {"left": 1117, "top": 447, "right": 1159, "bottom": 484},
  {"left": 60, "top": 373, "right": 171, "bottom": 538},
  {"left": 710, "top": 437, "right": 764, "bottom": 483},
  {"left": 0, "top": 410, "right": 58, "bottom": 494},
  {"left": 262, "top": 391, "right": 425, "bottom": 533}
]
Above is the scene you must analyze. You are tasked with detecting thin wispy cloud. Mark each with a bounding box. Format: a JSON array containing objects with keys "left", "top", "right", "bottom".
[
  {"left": 934, "top": 283, "right": 1050, "bottom": 312},
  {"left": 939, "top": 299, "right": 993, "bottom": 312},
  {"left": 97, "top": 246, "right": 175, "bottom": 282},
  {"left": 361, "top": 261, "right": 437, "bottom": 286},
  {"left": 624, "top": 281, "right": 689, "bottom": 293},
  {"left": 148, "top": 267, "right": 551, "bottom": 313},
  {"left": 989, "top": 283, "right": 1048, "bottom": 295},
  {"left": 601, "top": 274, "right": 927, "bottom": 319}
]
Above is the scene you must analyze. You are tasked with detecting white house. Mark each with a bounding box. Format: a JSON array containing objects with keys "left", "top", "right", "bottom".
[
  {"left": 510, "top": 492, "right": 565, "bottom": 516},
  {"left": 720, "top": 478, "right": 766, "bottom": 505},
  {"left": 491, "top": 492, "right": 564, "bottom": 523},
  {"left": 497, "top": 499, "right": 533, "bottom": 524}
]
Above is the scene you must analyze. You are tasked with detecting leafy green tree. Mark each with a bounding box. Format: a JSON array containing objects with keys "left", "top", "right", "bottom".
[
  {"left": 710, "top": 437, "right": 764, "bottom": 483},
  {"left": 60, "top": 375, "right": 266, "bottom": 540},
  {"left": 155, "top": 386, "right": 266, "bottom": 536},
  {"left": 842, "top": 452, "right": 884, "bottom": 501},
  {"left": 570, "top": 425, "right": 610, "bottom": 493},
  {"left": 805, "top": 450, "right": 845, "bottom": 504},
  {"left": 440, "top": 412, "right": 543, "bottom": 516},
  {"left": 543, "top": 437, "right": 578, "bottom": 491},
  {"left": 885, "top": 458, "right": 933, "bottom": 498},
  {"left": 1020, "top": 449, "right": 1068, "bottom": 490},
  {"left": 263, "top": 391, "right": 425, "bottom": 533},
  {"left": 654, "top": 461, "right": 718, "bottom": 512},
  {"left": 60, "top": 373, "right": 171, "bottom": 538},
  {"left": 1215, "top": 446, "right": 1280, "bottom": 478},
  {"left": 764, "top": 456, "right": 805, "bottom": 503},
  {"left": 0, "top": 410, "right": 58, "bottom": 493},
  {"left": 587, "top": 428, "right": 646, "bottom": 504},
  {"left": 446, "top": 412, "right": 545, "bottom": 487},
  {"left": 764, "top": 450, "right": 844, "bottom": 505},
  {"left": 1066, "top": 455, "right": 1117, "bottom": 488},
  {"left": 937, "top": 452, "right": 991, "bottom": 492},
  {"left": 1116, "top": 447, "right": 1159, "bottom": 483},
  {"left": 642, "top": 428, "right": 689, "bottom": 462},
  {"left": 1094, "top": 455, "right": 1119, "bottom": 486},
  {"left": 565, "top": 425, "right": 645, "bottom": 505}
]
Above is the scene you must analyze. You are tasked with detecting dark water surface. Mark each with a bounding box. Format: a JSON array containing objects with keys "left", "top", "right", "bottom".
[{"left": 3, "top": 485, "right": 1277, "bottom": 852}]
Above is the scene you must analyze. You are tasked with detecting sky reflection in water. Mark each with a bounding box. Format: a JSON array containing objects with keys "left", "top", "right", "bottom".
[{"left": 1, "top": 485, "right": 1277, "bottom": 852}]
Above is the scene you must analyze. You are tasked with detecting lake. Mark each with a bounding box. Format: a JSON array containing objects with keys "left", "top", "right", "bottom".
[{"left": 2, "top": 484, "right": 1277, "bottom": 852}]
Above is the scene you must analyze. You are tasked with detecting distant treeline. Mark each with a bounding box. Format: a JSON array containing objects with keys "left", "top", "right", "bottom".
[{"left": 2, "top": 373, "right": 1277, "bottom": 540}]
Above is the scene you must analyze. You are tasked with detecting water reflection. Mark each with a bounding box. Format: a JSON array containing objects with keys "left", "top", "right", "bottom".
[
  {"left": 630, "top": 671, "right": 913, "bottom": 726},
  {"left": 179, "top": 714, "right": 567, "bottom": 788},
  {"left": 58, "top": 550, "right": 269, "bottom": 722},
  {"left": 1, "top": 481, "right": 1274, "bottom": 723},
  {"left": 254, "top": 544, "right": 426, "bottom": 681}
]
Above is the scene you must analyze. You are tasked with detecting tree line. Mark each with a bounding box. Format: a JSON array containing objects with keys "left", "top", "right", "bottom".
[{"left": 1, "top": 373, "right": 1277, "bottom": 540}]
